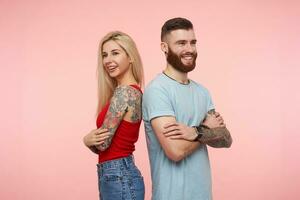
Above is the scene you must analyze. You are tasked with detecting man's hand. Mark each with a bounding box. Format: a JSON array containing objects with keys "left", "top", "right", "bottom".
[
  {"left": 163, "top": 122, "right": 197, "bottom": 141},
  {"left": 151, "top": 116, "right": 201, "bottom": 162},
  {"left": 163, "top": 112, "right": 226, "bottom": 142},
  {"left": 202, "top": 112, "right": 225, "bottom": 128},
  {"left": 198, "top": 111, "right": 233, "bottom": 148}
]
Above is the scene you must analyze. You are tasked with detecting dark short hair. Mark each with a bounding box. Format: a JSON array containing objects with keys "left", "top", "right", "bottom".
[{"left": 161, "top": 17, "right": 193, "bottom": 41}]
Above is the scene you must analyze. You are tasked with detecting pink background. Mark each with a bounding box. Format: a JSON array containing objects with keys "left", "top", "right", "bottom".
[{"left": 1, "top": 0, "right": 299, "bottom": 199}]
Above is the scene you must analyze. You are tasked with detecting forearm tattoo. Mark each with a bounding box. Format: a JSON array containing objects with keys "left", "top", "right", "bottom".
[
  {"left": 89, "top": 146, "right": 99, "bottom": 154},
  {"left": 98, "top": 85, "right": 142, "bottom": 151},
  {"left": 197, "top": 109, "right": 232, "bottom": 148},
  {"left": 207, "top": 109, "right": 215, "bottom": 115},
  {"left": 200, "top": 127, "right": 232, "bottom": 148}
]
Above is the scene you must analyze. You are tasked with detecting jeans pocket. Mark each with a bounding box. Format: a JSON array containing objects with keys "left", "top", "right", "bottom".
[
  {"left": 100, "top": 169, "right": 123, "bottom": 200},
  {"left": 100, "top": 168, "right": 122, "bottom": 182}
]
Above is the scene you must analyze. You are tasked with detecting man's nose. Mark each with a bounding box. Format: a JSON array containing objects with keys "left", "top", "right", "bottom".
[{"left": 185, "top": 43, "right": 195, "bottom": 52}]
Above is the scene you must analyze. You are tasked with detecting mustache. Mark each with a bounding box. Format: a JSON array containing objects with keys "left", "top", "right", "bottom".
[{"left": 181, "top": 52, "right": 197, "bottom": 57}]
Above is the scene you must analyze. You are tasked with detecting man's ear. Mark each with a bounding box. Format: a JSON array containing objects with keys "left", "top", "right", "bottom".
[{"left": 161, "top": 42, "right": 168, "bottom": 55}]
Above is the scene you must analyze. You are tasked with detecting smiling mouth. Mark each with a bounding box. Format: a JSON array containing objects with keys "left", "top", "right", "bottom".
[
  {"left": 181, "top": 55, "right": 194, "bottom": 61},
  {"left": 106, "top": 65, "right": 118, "bottom": 73}
]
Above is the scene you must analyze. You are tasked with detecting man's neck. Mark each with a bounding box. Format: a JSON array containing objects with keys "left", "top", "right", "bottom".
[{"left": 164, "top": 64, "right": 189, "bottom": 84}]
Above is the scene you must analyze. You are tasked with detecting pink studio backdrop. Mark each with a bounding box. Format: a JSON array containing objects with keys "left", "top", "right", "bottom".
[{"left": 1, "top": 0, "right": 299, "bottom": 199}]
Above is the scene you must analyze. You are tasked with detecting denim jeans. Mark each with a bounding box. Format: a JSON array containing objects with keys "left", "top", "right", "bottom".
[{"left": 97, "top": 155, "right": 145, "bottom": 200}]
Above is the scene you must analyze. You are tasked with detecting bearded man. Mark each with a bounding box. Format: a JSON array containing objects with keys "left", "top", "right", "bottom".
[{"left": 142, "top": 17, "right": 232, "bottom": 200}]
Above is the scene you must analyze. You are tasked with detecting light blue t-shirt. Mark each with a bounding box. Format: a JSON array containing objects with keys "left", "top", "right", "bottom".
[{"left": 142, "top": 73, "right": 215, "bottom": 200}]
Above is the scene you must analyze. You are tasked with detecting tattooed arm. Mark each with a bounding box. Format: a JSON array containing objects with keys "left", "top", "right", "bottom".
[
  {"left": 197, "top": 110, "right": 232, "bottom": 148},
  {"left": 163, "top": 110, "right": 232, "bottom": 148},
  {"left": 199, "top": 126, "right": 232, "bottom": 148},
  {"left": 83, "top": 128, "right": 112, "bottom": 154},
  {"left": 96, "top": 85, "right": 142, "bottom": 151}
]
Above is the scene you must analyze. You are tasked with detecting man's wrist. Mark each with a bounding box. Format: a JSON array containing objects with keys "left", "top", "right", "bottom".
[
  {"left": 193, "top": 126, "right": 204, "bottom": 141},
  {"left": 200, "top": 124, "right": 210, "bottom": 129}
]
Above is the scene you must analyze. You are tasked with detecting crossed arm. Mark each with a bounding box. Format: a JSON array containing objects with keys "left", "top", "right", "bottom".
[
  {"left": 151, "top": 116, "right": 201, "bottom": 162},
  {"left": 197, "top": 110, "right": 232, "bottom": 148},
  {"left": 200, "top": 126, "right": 232, "bottom": 148},
  {"left": 152, "top": 111, "right": 232, "bottom": 161},
  {"left": 83, "top": 85, "right": 142, "bottom": 153}
]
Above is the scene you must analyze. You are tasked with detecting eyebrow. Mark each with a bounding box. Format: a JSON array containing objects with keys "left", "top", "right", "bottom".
[
  {"left": 111, "top": 49, "right": 121, "bottom": 52},
  {"left": 175, "top": 39, "right": 197, "bottom": 44},
  {"left": 175, "top": 40, "right": 187, "bottom": 44},
  {"left": 102, "top": 49, "right": 121, "bottom": 54}
]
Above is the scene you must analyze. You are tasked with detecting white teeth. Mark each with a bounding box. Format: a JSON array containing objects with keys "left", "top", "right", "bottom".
[
  {"left": 106, "top": 65, "right": 117, "bottom": 71},
  {"left": 182, "top": 56, "right": 193, "bottom": 60}
]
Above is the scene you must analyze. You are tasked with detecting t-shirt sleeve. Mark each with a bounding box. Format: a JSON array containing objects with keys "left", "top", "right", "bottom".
[
  {"left": 142, "top": 85, "right": 175, "bottom": 121},
  {"left": 206, "top": 89, "right": 215, "bottom": 112}
]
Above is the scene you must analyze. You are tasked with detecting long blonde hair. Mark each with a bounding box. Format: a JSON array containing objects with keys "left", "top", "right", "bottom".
[{"left": 96, "top": 31, "right": 144, "bottom": 114}]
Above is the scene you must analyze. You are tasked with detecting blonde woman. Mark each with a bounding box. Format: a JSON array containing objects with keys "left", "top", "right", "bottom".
[{"left": 83, "top": 31, "right": 145, "bottom": 200}]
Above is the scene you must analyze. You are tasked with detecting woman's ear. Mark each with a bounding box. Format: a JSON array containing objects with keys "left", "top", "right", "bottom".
[{"left": 128, "top": 57, "right": 133, "bottom": 64}]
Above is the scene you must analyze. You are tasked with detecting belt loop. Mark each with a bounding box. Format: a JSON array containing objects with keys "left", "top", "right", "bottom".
[
  {"left": 99, "top": 164, "right": 103, "bottom": 175},
  {"left": 123, "top": 157, "right": 129, "bottom": 168}
]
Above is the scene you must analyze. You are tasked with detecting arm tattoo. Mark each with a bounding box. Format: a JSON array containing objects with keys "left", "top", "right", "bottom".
[
  {"left": 98, "top": 85, "right": 142, "bottom": 151},
  {"left": 207, "top": 109, "right": 215, "bottom": 115},
  {"left": 89, "top": 146, "right": 99, "bottom": 154},
  {"left": 199, "top": 127, "right": 232, "bottom": 148},
  {"left": 198, "top": 109, "right": 232, "bottom": 148}
]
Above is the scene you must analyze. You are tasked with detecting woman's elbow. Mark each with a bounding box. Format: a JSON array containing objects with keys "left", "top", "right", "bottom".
[{"left": 96, "top": 144, "right": 108, "bottom": 151}]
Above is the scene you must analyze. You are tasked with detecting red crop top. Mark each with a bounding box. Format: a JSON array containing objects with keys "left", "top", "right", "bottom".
[{"left": 96, "top": 85, "right": 142, "bottom": 163}]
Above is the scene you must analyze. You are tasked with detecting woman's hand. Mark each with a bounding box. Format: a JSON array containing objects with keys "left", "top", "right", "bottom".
[{"left": 83, "top": 128, "right": 112, "bottom": 147}]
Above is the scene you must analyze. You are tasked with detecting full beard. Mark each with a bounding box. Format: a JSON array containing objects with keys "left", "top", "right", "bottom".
[{"left": 166, "top": 47, "right": 197, "bottom": 73}]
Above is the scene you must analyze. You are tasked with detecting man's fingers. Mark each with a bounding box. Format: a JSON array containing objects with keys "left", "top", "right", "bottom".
[
  {"left": 214, "top": 112, "right": 220, "bottom": 117},
  {"left": 163, "top": 127, "right": 179, "bottom": 134},
  {"left": 218, "top": 118, "right": 224, "bottom": 123},
  {"left": 220, "top": 123, "right": 226, "bottom": 127},
  {"left": 163, "top": 123, "right": 178, "bottom": 129},
  {"left": 215, "top": 115, "right": 222, "bottom": 120},
  {"left": 164, "top": 130, "right": 181, "bottom": 137},
  {"left": 170, "top": 135, "right": 184, "bottom": 139}
]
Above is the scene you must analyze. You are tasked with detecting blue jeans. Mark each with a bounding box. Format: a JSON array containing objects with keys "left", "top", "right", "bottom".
[{"left": 97, "top": 155, "right": 145, "bottom": 200}]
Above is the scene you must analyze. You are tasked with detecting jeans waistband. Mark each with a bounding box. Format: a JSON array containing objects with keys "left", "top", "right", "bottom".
[{"left": 98, "top": 155, "right": 134, "bottom": 169}]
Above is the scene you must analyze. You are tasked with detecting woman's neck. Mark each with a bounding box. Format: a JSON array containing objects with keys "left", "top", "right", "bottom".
[{"left": 116, "top": 74, "right": 138, "bottom": 86}]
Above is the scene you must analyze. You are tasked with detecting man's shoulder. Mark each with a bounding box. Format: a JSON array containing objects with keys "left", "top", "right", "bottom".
[
  {"left": 189, "top": 79, "right": 210, "bottom": 93},
  {"left": 144, "top": 74, "right": 169, "bottom": 92}
]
